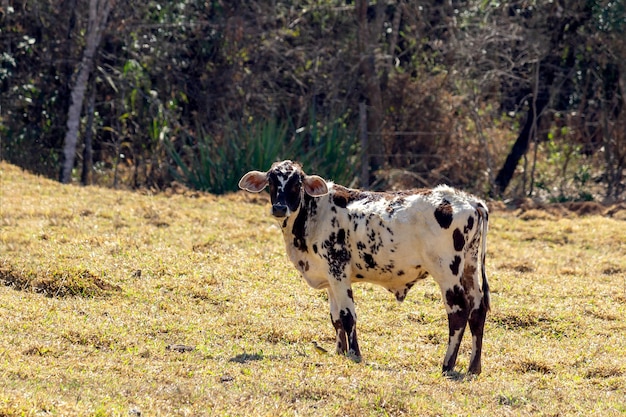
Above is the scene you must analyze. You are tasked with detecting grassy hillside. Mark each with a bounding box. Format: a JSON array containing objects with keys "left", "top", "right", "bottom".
[{"left": 1, "top": 161, "right": 625, "bottom": 416}]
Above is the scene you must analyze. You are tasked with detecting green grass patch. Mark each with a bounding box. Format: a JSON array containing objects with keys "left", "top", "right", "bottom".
[{"left": 1, "top": 161, "right": 625, "bottom": 416}]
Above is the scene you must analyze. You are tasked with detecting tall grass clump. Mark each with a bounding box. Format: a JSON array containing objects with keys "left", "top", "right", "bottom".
[
  {"left": 298, "top": 110, "right": 360, "bottom": 186},
  {"left": 168, "top": 116, "right": 359, "bottom": 193},
  {"left": 167, "top": 118, "right": 292, "bottom": 193}
]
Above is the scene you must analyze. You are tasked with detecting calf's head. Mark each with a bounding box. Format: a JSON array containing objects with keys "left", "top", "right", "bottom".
[{"left": 239, "top": 160, "right": 329, "bottom": 218}]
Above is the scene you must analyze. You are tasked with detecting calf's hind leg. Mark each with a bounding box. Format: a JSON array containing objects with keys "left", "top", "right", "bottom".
[
  {"left": 467, "top": 301, "right": 487, "bottom": 374},
  {"left": 441, "top": 284, "right": 470, "bottom": 374}
]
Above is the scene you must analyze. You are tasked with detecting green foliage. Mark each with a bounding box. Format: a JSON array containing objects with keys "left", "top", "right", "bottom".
[
  {"left": 167, "top": 116, "right": 359, "bottom": 193},
  {"left": 237, "top": 118, "right": 293, "bottom": 175},
  {"left": 530, "top": 133, "right": 600, "bottom": 203},
  {"left": 167, "top": 118, "right": 292, "bottom": 193},
  {"left": 298, "top": 111, "right": 359, "bottom": 186},
  {"left": 592, "top": 0, "right": 626, "bottom": 32}
]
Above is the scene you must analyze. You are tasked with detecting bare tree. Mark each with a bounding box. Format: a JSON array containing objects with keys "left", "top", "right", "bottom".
[{"left": 60, "top": 0, "right": 113, "bottom": 184}]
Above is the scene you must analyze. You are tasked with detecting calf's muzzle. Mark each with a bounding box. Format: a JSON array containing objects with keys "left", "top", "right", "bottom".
[{"left": 271, "top": 203, "right": 288, "bottom": 218}]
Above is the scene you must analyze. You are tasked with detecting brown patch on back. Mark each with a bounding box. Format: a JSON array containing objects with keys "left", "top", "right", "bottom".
[
  {"left": 332, "top": 186, "right": 433, "bottom": 210},
  {"left": 414, "top": 188, "right": 433, "bottom": 195},
  {"left": 331, "top": 185, "right": 368, "bottom": 208},
  {"left": 381, "top": 189, "right": 431, "bottom": 199}
]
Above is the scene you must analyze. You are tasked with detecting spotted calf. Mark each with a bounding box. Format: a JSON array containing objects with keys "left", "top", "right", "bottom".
[{"left": 239, "top": 160, "right": 490, "bottom": 375}]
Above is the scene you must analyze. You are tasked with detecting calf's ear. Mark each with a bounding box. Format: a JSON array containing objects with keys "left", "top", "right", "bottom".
[
  {"left": 303, "top": 175, "right": 329, "bottom": 196},
  {"left": 239, "top": 171, "right": 268, "bottom": 192}
]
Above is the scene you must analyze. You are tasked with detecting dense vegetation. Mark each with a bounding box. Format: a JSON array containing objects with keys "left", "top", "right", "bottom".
[{"left": 1, "top": 0, "right": 624, "bottom": 200}]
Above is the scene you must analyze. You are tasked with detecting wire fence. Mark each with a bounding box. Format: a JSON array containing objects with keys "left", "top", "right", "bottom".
[{"left": 358, "top": 102, "right": 452, "bottom": 188}]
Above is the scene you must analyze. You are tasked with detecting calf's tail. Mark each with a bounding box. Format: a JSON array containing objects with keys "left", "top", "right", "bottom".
[{"left": 476, "top": 203, "right": 490, "bottom": 312}]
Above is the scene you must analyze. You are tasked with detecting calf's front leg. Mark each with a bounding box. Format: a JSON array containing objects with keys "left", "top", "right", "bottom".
[
  {"left": 328, "top": 288, "right": 347, "bottom": 354},
  {"left": 328, "top": 285, "right": 361, "bottom": 361}
]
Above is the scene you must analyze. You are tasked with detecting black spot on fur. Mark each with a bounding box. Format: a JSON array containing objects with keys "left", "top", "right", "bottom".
[
  {"left": 445, "top": 285, "right": 468, "bottom": 333},
  {"left": 337, "top": 229, "right": 346, "bottom": 245},
  {"left": 381, "top": 261, "right": 395, "bottom": 274},
  {"left": 309, "top": 197, "right": 318, "bottom": 215},
  {"left": 445, "top": 285, "right": 467, "bottom": 308},
  {"left": 363, "top": 253, "right": 377, "bottom": 269},
  {"left": 333, "top": 194, "right": 348, "bottom": 208},
  {"left": 313, "top": 244, "right": 318, "bottom": 254},
  {"left": 331, "top": 317, "right": 348, "bottom": 353},
  {"left": 347, "top": 289, "right": 354, "bottom": 300},
  {"left": 356, "top": 274, "right": 364, "bottom": 279},
  {"left": 450, "top": 255, "right": 461, "bottom": 275},
  {"left": 453, "top": 228, "right": 465, "bottom": 251},
  {"left": 397, "top": 270, "right": 405, "bottom": 276},
  {"left": 322, "top": 231, "right": 351, "bottom": 280},
  {"left": 434, "top": 200, "right": 454, "bottom": 229},
  {"left": 340, "top": 309, "right": 355, "bottom": 335},
  {"left": 291, "top": 195, "right": 311, "bottom": 252},
  {"left": 395, "top": 280, "right": 418, "bottom": 302},
  {"left": 297, "top": 260, "right": 310, "bottom": 272},
  {"left": 464, "top": 216, "right": 474, "bottom": 233}
]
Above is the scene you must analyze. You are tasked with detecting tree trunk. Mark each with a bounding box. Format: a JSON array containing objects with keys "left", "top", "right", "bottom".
[
  {"left": 493, "top": 93, "right": 548, "bottom": 196},
  {"left": 81, "top": 80, "right": 96, "bottom": 185},
  {"left": 60, "top": 0, "right": 113, "bottom": 184},
  {"left": 356, "top": 0, "right": 385, "bottom": 182}
]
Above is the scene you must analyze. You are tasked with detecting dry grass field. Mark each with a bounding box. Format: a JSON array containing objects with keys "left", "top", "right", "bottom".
[{"left": 1, "top": 161, "right": 625, "bottom": 416}]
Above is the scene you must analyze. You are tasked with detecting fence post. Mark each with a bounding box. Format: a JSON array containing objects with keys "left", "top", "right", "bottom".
[{"left": 359, "top": 101, "right": 369, "bottom": 189}]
